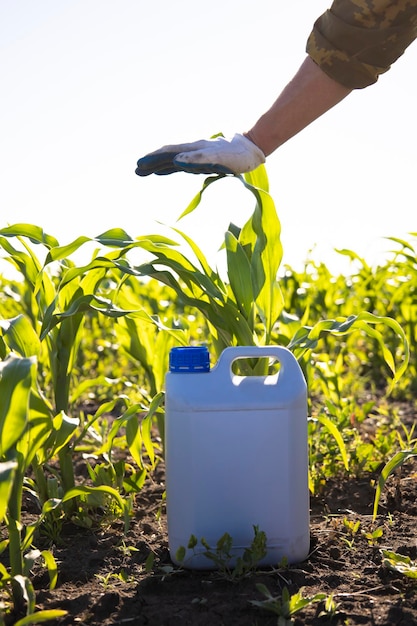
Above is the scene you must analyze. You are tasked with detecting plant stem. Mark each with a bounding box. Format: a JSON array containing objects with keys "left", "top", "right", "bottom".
[
  {"left": 8, "top": 462, "right": 24, "bottom": 578},
  {"left": 58, "top": 446, "right": 76, "bottom": 494},
  {"left": 31, "top": 457, "right": 49, "bottom": 506}
]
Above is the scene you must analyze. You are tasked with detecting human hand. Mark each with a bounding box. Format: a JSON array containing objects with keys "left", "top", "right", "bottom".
[{"left": 135, "top": 133, "right": 265, "bottom": 176}]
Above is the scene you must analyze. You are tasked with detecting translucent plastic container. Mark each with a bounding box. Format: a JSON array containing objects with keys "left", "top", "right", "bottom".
[{"left": 164, "top": 345, "right": 310, "bottom": 569}]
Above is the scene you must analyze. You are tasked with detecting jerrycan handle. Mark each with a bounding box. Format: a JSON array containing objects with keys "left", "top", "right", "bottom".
[{"left": 213, "top": 345, "right": 304, "bottom": 384}]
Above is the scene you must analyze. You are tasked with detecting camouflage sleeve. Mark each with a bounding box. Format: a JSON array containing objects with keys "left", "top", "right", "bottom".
[{"left": 306, "top": 0, "right": 417, "bottom": 88}]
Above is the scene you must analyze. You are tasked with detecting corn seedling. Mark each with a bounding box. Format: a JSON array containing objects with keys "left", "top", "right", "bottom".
[{"left": 373, "top": 447, "right": 417, "bottom": 519}]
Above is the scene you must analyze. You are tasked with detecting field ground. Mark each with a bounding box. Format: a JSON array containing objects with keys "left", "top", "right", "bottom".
[{"left": 15, "top": 402, "right": 416, "bottom": 626}]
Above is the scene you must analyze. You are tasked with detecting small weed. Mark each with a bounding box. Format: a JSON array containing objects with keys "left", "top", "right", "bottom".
[
  {"left": 95, "top": 569, "right": 134, "bottom": 590},
  {"left": 343, "top": 518, "right": 361, "bottom": 536},
  {"left": 362, "top": 526, "right": 384, "bottom": 546},
  {"left": 382, "top": 550, "right": 417, "bottom": 578},
  {"left": 319, "top": 593, "right": 341, "bottom": 619},
  {"left": 116, "top": 540, "right": 140, "bottom": 557},
  {"left": 176, "top": 526, "right": 267, "bottom": 581},
  {"left": 397, "top": 422, "right": 417, "bottom": 450},
  {"left": 341, "top": 517, "right": 361, "bottom": 549},
  {"left": 250, "top": 584, "right": 327, "bottom": 625}
]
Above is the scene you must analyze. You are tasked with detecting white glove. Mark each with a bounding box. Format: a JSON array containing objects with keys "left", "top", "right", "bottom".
[{"left": 136, "top": 133, "right": 266, "bottom": 176}]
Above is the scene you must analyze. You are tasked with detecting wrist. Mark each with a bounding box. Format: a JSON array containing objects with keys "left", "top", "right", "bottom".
[{"left": 243, "top": 129, "right": 272, "bottom": 158}]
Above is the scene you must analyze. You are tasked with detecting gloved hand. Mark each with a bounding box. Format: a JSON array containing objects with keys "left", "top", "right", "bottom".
[{"left": 135, "top": 133, "right": 266, "bottom": 176}]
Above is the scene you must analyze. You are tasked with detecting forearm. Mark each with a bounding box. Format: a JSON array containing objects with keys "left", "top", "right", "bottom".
[{"left": 244, "top": 56, "right": 351, "bottom": 157}]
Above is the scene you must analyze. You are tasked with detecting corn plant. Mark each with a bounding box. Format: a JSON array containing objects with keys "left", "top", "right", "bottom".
[
  {"left": 373, "top": 447, "right": 417, "bottom": 519},
  {"left": 0, "top": 170, "right": 410, "bottom": 496},
  {"left": 0, "top": 352, "right": 132, "bottom": 621},
  {"left": 281, "top": 237, "right": 416, "bottom": 397},
  {"left": 0, "top": 232, "right": 173, "bottom": 616},
  {"left": 0, "top": 354, "right": 65, "bottom": 622},
  {"left": 125, "top": 167, "right": 409, "bottom": 384},
  {"left": 0, "top": 225, "right": 188, "bottom": 496},
  {"left": 128, "top": 167, "right": 284, "bottom": 369}
]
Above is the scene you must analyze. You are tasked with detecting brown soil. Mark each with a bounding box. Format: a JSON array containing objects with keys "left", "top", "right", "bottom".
[
  {"left": 24, "top": 463, "right": 417, "bottom": 625},
  {"left": 6, "top": 407, "right": 417, "bottom": 626}
]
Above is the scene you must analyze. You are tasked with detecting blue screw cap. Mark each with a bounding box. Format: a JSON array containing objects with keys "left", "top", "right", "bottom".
[{"left": 169, "top": 346, "right": 210, "bottom": 373}]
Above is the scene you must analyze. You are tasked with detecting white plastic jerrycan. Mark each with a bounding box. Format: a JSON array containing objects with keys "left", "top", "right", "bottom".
[{"left": 164, "top": 345, "right": 310, "bottom": 569}]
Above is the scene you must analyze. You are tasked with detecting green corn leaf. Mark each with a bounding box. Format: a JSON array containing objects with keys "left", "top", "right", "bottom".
[
  {"left": 23, "top": 548, "right": 41, "bottom": 577},
  {"left": 384, "top": 235, "right": 415, "bottom": 252},
  {"left": 62, "top": 484, "right": 130, "bottom": 531},
  {"left": 141, "top": 392, "right": 165, "bottom": 468},
  {"left": 0, "top": 355, "right": 35, "bottom": 456},
  {"left": 43, "top": 228, "right": 137, "bottom": 265},
  {"left": 33, "top": 265, "right": 56, "bottom": 304},
  {"left": 354, "top": 312, "right": 409, "bottom": 386},
  {"left": 139, "top": 310, "right": 189, "bottom": 342},
  {"left": 316, "top": 415, "right": 349, "bottom": 471},
  {"left": 123, "top": 469, "right": 147, "bottom": 493},
  {"left": 16, "top": 413, "right": 54, "bottom": 471},
  {"left": 21, "top": 521, "right": 39, "bottom": 554},
  {"left": 70, "top": 377, "right": 115, "bottom": 405},
  {"left": 136, "top": 241, "right": 224, "bottom": 300},
  {"left": 41, "top": 549, "right": 59, "bottom": 590},
  {"left": 225, "top": 231, "right": 254, "bottom": 319},
  {"left": 0, "top": 460, "right": 17, "bottom": 522},
  {"left": 243, "top": 162, "right": 270, "bottom": 193},
  {"left": 13, "top": 610, "right": 68, "bottom": 625},
  {"left": 13, "top": 574, "right": 36, "bottom": 615},
  {"left": 50, "top": 412, "right": 79, "bottom": 454},
  {"left": 125, "top": 414, "right": 144, "bottom": 469},
  {"left": 103, "top": 403, "right": 143, "bottom": 461},
  {"left": 2, "top": 229, "right": 56, "bottom": 306},
  {"left": 94, "top": 228, "right": 134, "bottom": 246},
  {"left": 44, "top": 236, "right": 94, "bottom": 264},
  {"left": 134, "top": 262, "right": 254, "bottom": 346},
  {"left": 289, "top": 312, "right": 409, "bottom": 387},
  {"left": 39, "top": 298, "right": 58, "bottom": 339},
  {"left": 0, "top": 560, "right": 11, "bottom": 579},
  {"left": 58, "top": 258, "right": 118, "bottom": 287},
  {"left": 171, "top": 226, "right": 226, "bottom": 288},
  {"left": 36, "top": 412, "right": 79, "bottom": 464},
  {"left": 0, "top": 315, "right": 41, "bottom": 358},
  {"left": 0, "top": 236, "right": 41, "bottom": 285},
  {"left": 40, "top": 293, "right": 139, "bottom": 340},
  {"left": 335, "top": 248, "right": 371, "bottom": 271},
  {"left": 20, "top": 498, "right": 63, "bottom": 551},
  {"left": 135, "top": 233, "right": 179, "bottom": 245},
  {"left": 373, "top": 448, "right": 417, "bottom": 519},
  {"left": 41, "top": 498, "right": 63, "bottom": 515},
  {"left": 0, "top": 224, "right": 59, "bottom": 248},
  {"left": 238, "top": 168, "right": 284, "bottom": 339},
  {"left": 177, "top": 174, "right": 227, "bottom": 219}
]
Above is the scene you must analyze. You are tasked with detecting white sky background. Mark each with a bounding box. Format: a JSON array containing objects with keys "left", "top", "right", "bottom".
[{"left": 1, "top": 0, "right": 416, "bottom": 278}]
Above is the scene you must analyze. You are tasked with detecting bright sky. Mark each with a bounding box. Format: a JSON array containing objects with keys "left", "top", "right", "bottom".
[{"left": 1, "top": 0, "right": 416, "bottom": 278}]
